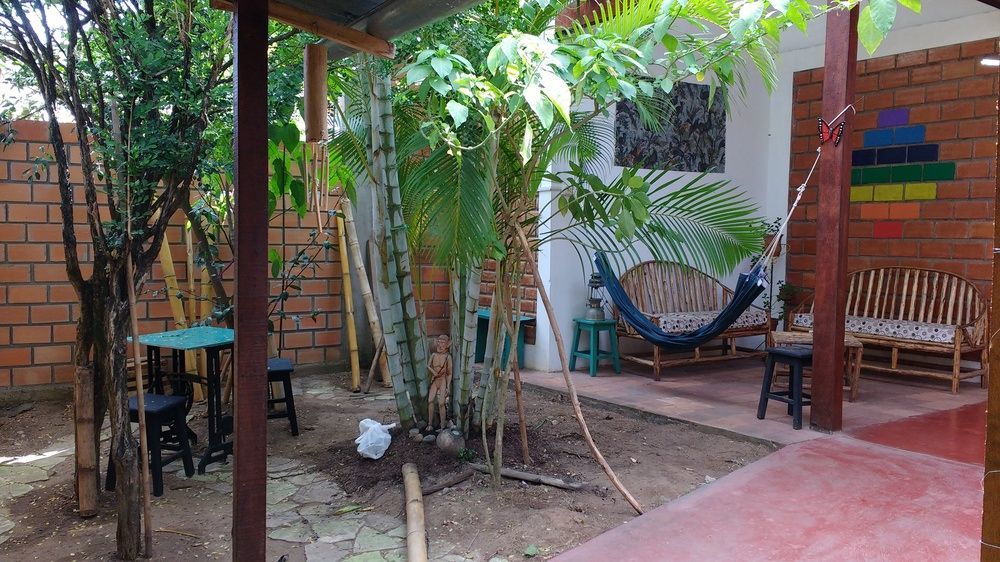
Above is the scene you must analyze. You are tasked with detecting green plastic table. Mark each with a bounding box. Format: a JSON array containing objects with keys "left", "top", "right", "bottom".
[
  {"left": 474, "top": 308, "right": 534, "bottom": 366},
  {"left": 139, "top": 326, "right": 233, "bottom": 473},
  {"left": 569, "top": 318, "right": 621, "bottom": 377}
]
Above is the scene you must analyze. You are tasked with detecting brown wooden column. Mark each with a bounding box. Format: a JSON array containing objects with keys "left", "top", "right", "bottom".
[
  {"left": 810, "top": 5, "right": 858, "bottom": 432},
  {"left": 232, "top": 0, "right": 269, "bottom": 558},
  {"left": 981, "top": 50, "right": 1000, "bottom": 562}
]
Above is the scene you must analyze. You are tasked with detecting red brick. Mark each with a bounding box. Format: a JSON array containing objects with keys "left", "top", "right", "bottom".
[
  {"left": 872, "top": 222, "right": 903, "bottom": 239},
  {"left": 795, "top": 83, "right": 823, "bottom": 102},
  {"left": 888, "top": 203, "right": 920, "bottom": 220},
  {"left": 864, "top": 91, "right": 894, "bottom": 110},
  {"left": 33, "top": 345, "right": 72, "bottom": 365},
  {"left": 0, "top": 265, "right": 31, "bottom": 283},
  {"left": 0, "top": 347, "right": 30, "bottom": 367},
  {"left": 970, "top": 222, "right": 994, "bottom": 238},
  {"left": 927, "top": 45, "right": 961, "bottom": 63},
  {"left": 896, "top": 50, "right": 928, "bottom": 68},
  {"left": 959, "top": 76, "right": 996, "bottom": 98},
  {"left": 956, "top": 160, "right": 992, "bottom": 180},
  {"left": 856, "top": 74, "right": 878, "bottom": 93},
  {"left": 909, "top": 104, "right": 942, "bottom": 123},
  {"left": 7, "top": 244, "right": 46, "bottom": 262},
  {"left": 8, "top": 287, "right": 50, "bottom": 308},
  {"left": 941, "top": 100, "right": 975, "bottom": 120},
  {"left": 973, "top": 138, "right": 997, "bottom": 158},
  {"left": 0, "top": 223, "right": 27, "bottom": 242},
  {"left": 865, "top": 55, "right": 896, "bottom": 72},
  {"left": 919, "top": 241, "right": 952, "bottom": 258},
  {"left": 958, "top": 118, "right": 996, "bottom": 139},
  {"left": 1, "top": 305, "right": 29, "bottom": 325},
  {"left": 893, "top": 87, "right": 925, "bottom": 106},
  {"left": 924, "top": 122, "right": 957, "bottom": 142},
  {"left": 859, "top": 204, "right": 889, "bottom": 220},
  {"left": 961, "top": 39, "right": 999, "bottom": 58},
  {"left": 974, "top": 97, "right": 998, "bottom": 117},
  {"left": 33, "top": 263, "right": 69, "bottom": 282},
  {"left": 858, "top": 239, "right": 888, "bottom": 256},
  {"left": 938, "top": 140, "right": 973, "bottom": 160},
  {"left": 952, "top": 241, "right": 990, "bottom": 260},
  {"left": 910, "top": 64, "right": 942, "bottom": 85},
  {"left": 953, "top": 199, "right": 993, "bottom": 219},
  {"left": 925, "top": 82, "right": 959, "bottom": 102},
  {"left": 879, "top": 69, "right": 909, "bottom": 89},
  {"left": 793, "top": 71, "right": 812, "bottom": 86},
  {"left": 13, "top": 325, "right": 51, "bottom": 344},
  {"left": 31, "top": 304, "right": 70, "bottom": 323},
  {"left": 941, "top": 59, "right": 976, "bottom": 80},
  {"left": 12, "top": 366, "right": 52, "bottom": 386},
  {"left": 0, "top": 184, "right": 31, "bottom": 204}
]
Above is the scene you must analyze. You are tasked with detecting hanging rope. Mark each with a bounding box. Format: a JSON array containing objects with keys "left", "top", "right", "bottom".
[{"left": 752, "top": 103, "right": 856, "bottom": 271}]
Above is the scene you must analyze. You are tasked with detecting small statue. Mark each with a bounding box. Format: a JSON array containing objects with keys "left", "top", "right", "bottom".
[{"left": 426, "top": 334, "right": 453, "bottom": 432}]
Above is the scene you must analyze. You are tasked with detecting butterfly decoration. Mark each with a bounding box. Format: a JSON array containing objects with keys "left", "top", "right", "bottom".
[{"left": 817, "top": 117, "right": 845, "bottom": 147}]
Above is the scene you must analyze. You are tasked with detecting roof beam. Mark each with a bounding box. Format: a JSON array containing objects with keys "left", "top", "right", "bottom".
[{"left": 211, "top": 0, "right": 395, "bottom": 59}]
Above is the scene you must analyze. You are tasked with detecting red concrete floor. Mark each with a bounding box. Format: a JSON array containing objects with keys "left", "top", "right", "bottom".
[
  {"left": 555, "top": 405, "right": 986, "bottom": 562},
  {"left": 849, "top": 402, "right": 986, "bottom": 465}
]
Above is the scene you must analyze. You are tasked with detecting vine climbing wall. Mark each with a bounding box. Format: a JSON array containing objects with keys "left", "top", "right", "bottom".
[{"left": 785, "top": 38, "right": 999, "bottom": 294}]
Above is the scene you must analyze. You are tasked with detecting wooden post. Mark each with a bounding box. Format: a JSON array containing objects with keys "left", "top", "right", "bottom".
[
  {"left": 232, "top": 0, "right": 269, "bottom": 558},
  {"left": 73, "top": 366, "right": 98, "bottom": 518},
  {"left": 304, "top": 43, "right": 328, "bottom": 143},
  {"left": 809, "top": 5, "right": 857, "bottom": 432},
  {"left": 981, "top": 52, "right": 1000, "bottom": 562}
]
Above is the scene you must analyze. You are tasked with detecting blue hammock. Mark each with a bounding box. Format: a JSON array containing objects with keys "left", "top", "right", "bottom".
[{"left": 595, "top": 252, "right": 768, "bottom": 353}]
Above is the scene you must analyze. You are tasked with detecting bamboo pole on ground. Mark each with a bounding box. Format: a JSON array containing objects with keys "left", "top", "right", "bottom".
[
  {"left": 401, "top": 463, "right": 428, "bottom": 562},
  {"left": 73, "top": 366, "right": 98, "bottom": 518}
]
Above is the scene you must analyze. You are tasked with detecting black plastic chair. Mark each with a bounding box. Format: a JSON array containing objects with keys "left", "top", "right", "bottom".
[
  {"left": 757, "top": 346, "right": 813, "bottom": 430},
  {"left": 106, "top": 393, "right": 195, "bottom": 497},
  {"left": 267, "top": 357, "right": 299, "bottom": 436}
]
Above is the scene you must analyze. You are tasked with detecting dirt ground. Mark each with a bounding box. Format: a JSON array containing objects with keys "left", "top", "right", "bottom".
[{"left": 0, "top": 371, "right": 774, "bottom": 561}]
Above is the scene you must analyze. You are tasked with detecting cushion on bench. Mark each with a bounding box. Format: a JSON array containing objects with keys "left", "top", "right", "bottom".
[
  {"left": 656, "top": 308, "right": 768, "bottom": 334},
  {"left": 791, "top": 313, "right": 959, "bottom": 345}
]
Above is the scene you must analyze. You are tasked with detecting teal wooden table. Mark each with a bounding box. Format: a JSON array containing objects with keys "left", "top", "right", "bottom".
[
  {"left": 569, "top": 318, "right": 621, "bottom": 377},
  {"left": 140, "top": 326, "right": 234, "bottom": 473}
]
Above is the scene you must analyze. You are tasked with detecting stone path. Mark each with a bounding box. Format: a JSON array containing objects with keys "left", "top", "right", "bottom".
[{"left": 0, "top": 434, "right": 76, "bottom": 546}]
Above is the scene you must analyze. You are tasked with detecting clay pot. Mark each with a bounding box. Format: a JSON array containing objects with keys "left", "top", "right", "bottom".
[{"left": 436, "top": 429, "right": 465, "bottom": 456}]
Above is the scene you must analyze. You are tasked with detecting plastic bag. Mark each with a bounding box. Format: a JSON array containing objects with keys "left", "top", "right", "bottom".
[{"left": 354, "top": 418, "right": 396, "bottom": 460}]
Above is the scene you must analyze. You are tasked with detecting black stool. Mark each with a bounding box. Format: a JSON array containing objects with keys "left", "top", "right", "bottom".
[
  {"left": 267, "top": 357, "right": 299, "bottom": 436},
  {"left": 757, "top": 346, "right": 813, "bottom": 430},
  {"left": 106, "top": 393, "right": 195, "bottom": 497}
]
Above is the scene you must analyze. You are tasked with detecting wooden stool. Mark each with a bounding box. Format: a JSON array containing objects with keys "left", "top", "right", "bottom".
[
  {"left": 106, "top": 393, "right": 194, "bottom": 497},
  {"left": 267, "top": 357, "right": 299, "bottom": 436},
  {"left": 757, "top": 346, "right": 813, "bottom": 430},
  {"left": 569, "top": 318, "right": 621, "bottom": 377}
]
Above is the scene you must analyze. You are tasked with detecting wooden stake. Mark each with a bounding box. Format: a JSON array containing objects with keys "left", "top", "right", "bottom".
[
  {"left": 468, "top": 463, "right": 583, "bottom": 490},
  {"left": 73, "top": 366, "right": 98, "bottom": 518},
  {"left": 401, "top": 463, "right": 428, "bottom": 562},
  {"left": 510, "top": 215, "right": 644, "bottom": 515},
  {"left": 363, "top": 338, "right": 384, "bottom": 393}
]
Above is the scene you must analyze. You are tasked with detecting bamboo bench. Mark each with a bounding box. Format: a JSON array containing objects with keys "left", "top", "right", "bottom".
[
  {"left": 790, "top": 266, "right": 988, "bottom": 393},
  {"left": 613, "top": 261, "right": 771, "bottom": 380}
]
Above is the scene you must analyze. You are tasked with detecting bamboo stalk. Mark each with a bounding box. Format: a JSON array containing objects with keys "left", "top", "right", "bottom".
[
  {"left": 337, "top": 211, "right": 361, "bottom": 391},
  {"left": 157, "top": 240, "right": 202, "bottom": 401},
  {"left": 401, "top": 463, "right": 428, "bottom": 562},
  {"left": 510, "top": 216, "right": 644, "bottom": 515},
  {"left": 468, "top": 463, "right": 582, "bottom": 490},
  {"left": 340, "top": 198, "right": 390, "bottom": 386}
]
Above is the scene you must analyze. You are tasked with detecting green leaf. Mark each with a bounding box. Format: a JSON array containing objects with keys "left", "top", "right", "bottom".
[
  {"left": 289, "top": 179, "right": 307, "bottom": 216},
  {"left": 446, "top": 100, "right": 469, "bottom": 128},
  {"left": 869, "top": 0, "right": 897, "bottom": 33},
  {"left": 268, "top": 248, "right": 283, "bottom": 278},
  {"left": 541, "top": 73, "right": 572, "bottom": 125},
  {"left": 770, "top": 0, "right": 789, "bottom": 13},
  {"left": 268, "top": 122, "right": 299, "bottom": 152},
  {"left": 661, "top": 33, "right": 679, "bottom": 52},
  {"left": 897, "top": 0, "right": 921, "bottom": 13},
  {"left": 519, "top": 122, "right": 533, "bottom": 164},
  {"left": 406, "top": 64, "right": 432, "bottom": 85},
  {"left": 857, "top": 6, "right": 886, "bottom": 55},
  {"left": 523, "top": 85, "right": 553, "bottom": 129},
  {"left": 429, "top": 77, "right": 450, "bottom": 96},
  {"left": 431, "top": 56, "right": 453, "bottom": 78},
  {"left": 731, "top": 1, "right": 764, "bottom": 41},
  {"left": 486, "top": 45, "right": 505, "bottom": 74}
]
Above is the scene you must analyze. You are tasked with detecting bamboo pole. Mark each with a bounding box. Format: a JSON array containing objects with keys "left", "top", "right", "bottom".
[
  {"left": 338, "top": 209, "right": 362, "bottom": 391},
  {"left": 401, "top": 463, "right": 428, "bottom": 562},
  {"left": 340, "top": 199, "right": 390, "bottom": 386},
  {"left": 157, "top": 241, "right": 203, "bottom": 400},
  {"left": 73, "top": 366, "right": 98, "bottom": 518}
]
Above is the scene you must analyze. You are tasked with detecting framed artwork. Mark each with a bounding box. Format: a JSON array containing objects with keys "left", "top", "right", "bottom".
[{"left": 614, "top": 81, "right": 726, "bottom": 173}]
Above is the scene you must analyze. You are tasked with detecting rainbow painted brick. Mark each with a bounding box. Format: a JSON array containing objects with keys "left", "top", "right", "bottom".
[{"left": 851, "top": 108, "right": 956, "bottom": 193}]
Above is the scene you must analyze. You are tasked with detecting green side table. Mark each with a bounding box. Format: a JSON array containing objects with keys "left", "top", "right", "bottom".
[{"left": 569, "top": 318, "right": 621, "bottom": 377}]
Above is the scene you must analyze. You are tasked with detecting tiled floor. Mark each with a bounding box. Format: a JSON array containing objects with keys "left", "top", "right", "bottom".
[
  {"left": 527, "top": 358, "right": 988, "bottom": 561},
  {"left": 520, "top": 358, "right": 986, "bottom": 445}
]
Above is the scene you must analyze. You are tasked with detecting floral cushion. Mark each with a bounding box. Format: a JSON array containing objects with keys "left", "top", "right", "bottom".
[
  {"left": 655, "top": 308, "right": 768, "bottom": 334},
  {"left": 791, "top": 313, "right": 958, "bottom": 344}
]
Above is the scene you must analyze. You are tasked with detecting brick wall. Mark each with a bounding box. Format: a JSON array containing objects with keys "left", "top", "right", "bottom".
[
  {"left": 0, "top": 120, "right": 345, "bottom": 387},
  {"left": 786, "top": 39, "right": 999, "bottom": 293}
]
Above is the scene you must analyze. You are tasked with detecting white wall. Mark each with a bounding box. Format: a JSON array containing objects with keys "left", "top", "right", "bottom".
[{"left": 526, "top": 1, "right": 1000, "bottom": 372}]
